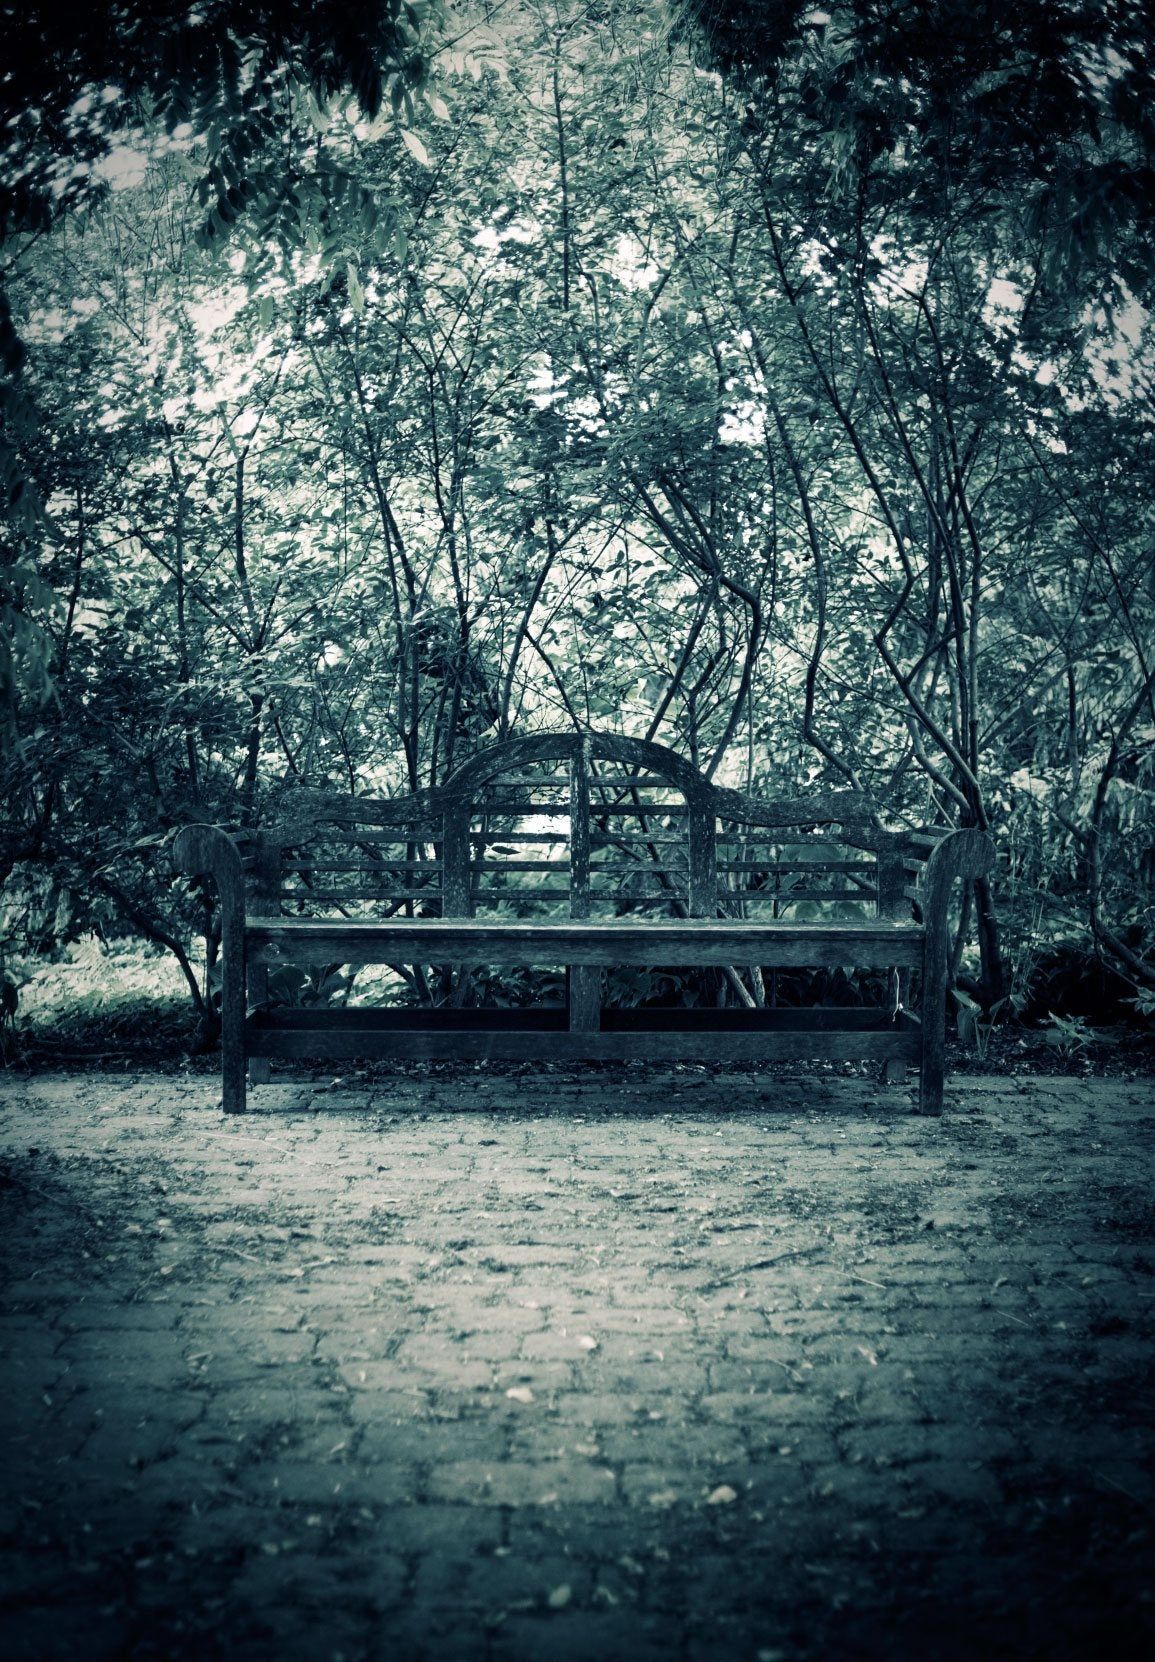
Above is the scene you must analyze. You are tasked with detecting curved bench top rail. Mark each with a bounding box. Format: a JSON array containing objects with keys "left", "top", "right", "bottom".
[{"left": 273, "top": 732, "right": 877, "bottom": 843}]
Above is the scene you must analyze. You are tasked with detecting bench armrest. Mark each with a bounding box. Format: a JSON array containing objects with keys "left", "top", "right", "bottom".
[
  {"left": 911, "top": 829, "right": 996, "bottom": 1116},
  {"left": 172, "top": 825, "right": 246, "bottom": 914},
  {"left": 173, "top": 824, "right": 248, "bottom": 1112},
  {"left": 919, "top": 828, "right": 996, "bottom": 925}
]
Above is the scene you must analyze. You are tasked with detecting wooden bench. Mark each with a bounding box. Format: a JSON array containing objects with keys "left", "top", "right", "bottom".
[{"left": 173, "top": 732, "right": 994, "bottom": 1116}]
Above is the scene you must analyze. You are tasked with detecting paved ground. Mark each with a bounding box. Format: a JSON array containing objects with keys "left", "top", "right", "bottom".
[{"left": 1, "top": 1064, "right": 1153, "bottom": 1661}]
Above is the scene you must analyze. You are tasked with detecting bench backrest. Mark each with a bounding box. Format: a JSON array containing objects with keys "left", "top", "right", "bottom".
[{"left": 248, "top": 733, "right": 911, "bottom": 927}]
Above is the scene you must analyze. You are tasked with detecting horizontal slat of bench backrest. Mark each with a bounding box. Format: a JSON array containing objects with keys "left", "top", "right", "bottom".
[{"left": 269, "top": 810, "right": 441, "bottom": 915}]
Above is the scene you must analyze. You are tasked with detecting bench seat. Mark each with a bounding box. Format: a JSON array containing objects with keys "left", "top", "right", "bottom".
[{"left": 246, "top": 916, "right": 926, "bottom": 969}]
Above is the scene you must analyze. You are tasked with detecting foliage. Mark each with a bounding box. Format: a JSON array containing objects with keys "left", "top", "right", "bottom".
[
  {"left": 0, "top": 0, "right": 1152, "bottom": 1030},
  {"left": 1, "top": 0, "right": 444, "bottom": 752},
  {"left": 3, "top": 935, "right": 198, "bottom": 1061},
  {"left": 1, "top": 0, "right": 438, "bottom": 246},
  {"left": 1044, "top": 1009, "right": 1095, "bottom": 1059},
  {"left": 679, "top": 0, "right": 1155, "bottom": 303},
  {"left": 952, "top": 989, "right": 1009, "bottom": 1062}
]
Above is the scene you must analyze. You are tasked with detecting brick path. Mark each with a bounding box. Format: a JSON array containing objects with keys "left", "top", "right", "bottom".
[{"left": 1, "top": 1066, "right": 1153, "bottom": 1660}]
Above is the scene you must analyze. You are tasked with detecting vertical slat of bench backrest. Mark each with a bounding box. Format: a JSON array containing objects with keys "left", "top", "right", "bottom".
[
  {"left": 688, "top": 803, "right": 717, "bottom": 917},
  {"left": 875, "top": 833, "right": 911, "bottom": 1068},
  {"left": 568, "top": 736, "right": 600, "bottom": 1030},
  {"left": 442, "top": 797, "right": 472, "bottom": 918},
  {"left": 442, "top": 783, "right": 476, "bottom": 1008},
  {"left": 253, "top": 832, "right": 283, "bottom": 906},
  {"left": 876, "top": 837, "right": 908, "bottom": 922},
  {"left": 569, "top": 736, "right": 591, "bottom": 907}
]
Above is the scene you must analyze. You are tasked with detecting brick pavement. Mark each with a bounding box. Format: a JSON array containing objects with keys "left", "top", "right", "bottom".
[{"left": 1, "top": 1065, "right": 1153, "bottom": 1660}]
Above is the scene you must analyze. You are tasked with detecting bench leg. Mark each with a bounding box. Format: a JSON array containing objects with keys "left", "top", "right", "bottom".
[
  {"left": 568, "top": 966, "right": 601, "bottom": 1033},
  {"left": 918, "top": 947, "right": 946, "bottom": 1117},
  {"left": 248, "top": 958, "right": 270, "bottom": 1088},
  {"left": 916, "top": 830, "right": 995, "bottom": 1116},
  {"left": 222, "top": 1021, "right": 246, "bottom": 1113},
  {"left": 919, "top": 1055, "right": 944, "bottom": 1117},
  {"left": 221, "top": 937, "right": 247, "bottom": 1115}
]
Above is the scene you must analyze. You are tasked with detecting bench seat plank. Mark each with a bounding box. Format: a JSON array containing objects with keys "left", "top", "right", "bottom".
[{"left": 246, "top": 916, "right": 925, "bottom": 969}]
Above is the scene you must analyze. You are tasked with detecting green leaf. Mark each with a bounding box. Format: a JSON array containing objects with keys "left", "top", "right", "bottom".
[
  {"left": 347, "top": 261, "right": 366, "bottom": 317},
  {"left": 400, "top": 128, "right": 431, "bottom": 167}
]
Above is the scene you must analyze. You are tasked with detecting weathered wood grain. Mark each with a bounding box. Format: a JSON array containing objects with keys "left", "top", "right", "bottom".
[
  {"left": 249, "top": 1006, "right": 922, "bottom": 1034},
  {"left": 568, "top": 737, "right": 601, "bottom": 1031},
  {"left": 246, "top": 917, "right": 926, "bottom": 969},
  {"left": 247, "top": 1022, "right": 922, "bottom": 1065},
  {"left": 246, "top": 831, "right": 281, "bottom": 1086},
  {"left": 286, "top": 859, "right": 444, "bottom": 874}
]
